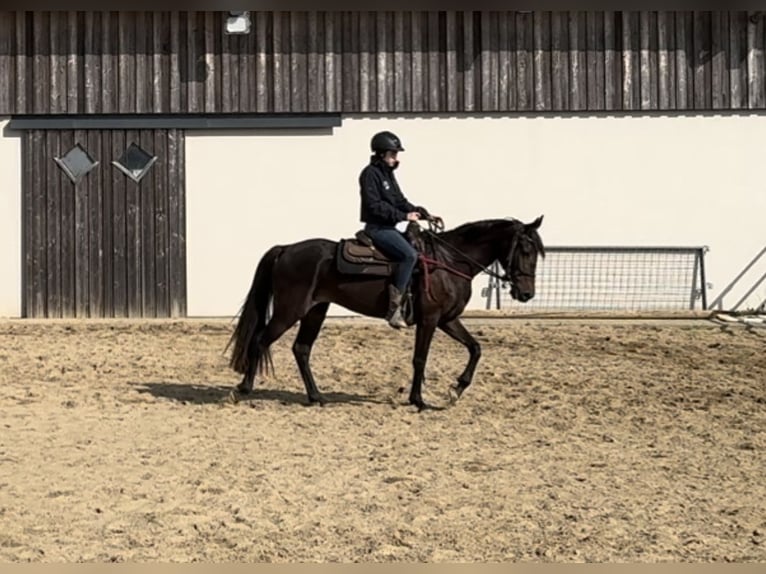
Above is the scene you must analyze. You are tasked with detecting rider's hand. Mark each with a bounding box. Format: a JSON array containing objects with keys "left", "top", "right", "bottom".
[{"left": 406, "top": 212, "right": 421, "bottom": 222}]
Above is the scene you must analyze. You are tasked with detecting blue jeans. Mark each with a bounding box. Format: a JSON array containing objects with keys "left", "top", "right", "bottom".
[{"left": 365, "top": 224, "right": 418, "bottom": 292}]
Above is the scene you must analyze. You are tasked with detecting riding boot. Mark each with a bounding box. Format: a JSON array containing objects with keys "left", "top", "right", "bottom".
[{"left": 386, "top": 285, "right": 408, "bottom": 329}]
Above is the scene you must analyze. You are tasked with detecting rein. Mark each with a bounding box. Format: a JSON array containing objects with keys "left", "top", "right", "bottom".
[{"left": 415, "top": 220, "right": 515, "bottom": 301}]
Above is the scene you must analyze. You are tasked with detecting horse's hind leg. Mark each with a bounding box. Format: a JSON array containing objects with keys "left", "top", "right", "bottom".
[
  {"left": 237, "top": 304, "right": 303, "bottom": 395},
  {"left": 292, "top": 302, "right": 330, "bottom": 405}
]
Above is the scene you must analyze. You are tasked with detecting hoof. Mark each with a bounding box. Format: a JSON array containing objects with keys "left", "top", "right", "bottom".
[
  {"left": 447, "top": 385, "right": 461, "bottom": 405},
  {"left": 236, "top": 381, "right": 253, "bottom": 395}
]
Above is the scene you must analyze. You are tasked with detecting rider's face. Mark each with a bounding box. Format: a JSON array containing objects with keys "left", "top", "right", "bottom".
[{"left": 383, "top": 150, "right": 399, "bottom": 166}]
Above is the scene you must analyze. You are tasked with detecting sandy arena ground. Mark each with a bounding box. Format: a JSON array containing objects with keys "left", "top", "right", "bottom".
[{"left": 0, "top": 317, "right": 764, "bottom": 562}]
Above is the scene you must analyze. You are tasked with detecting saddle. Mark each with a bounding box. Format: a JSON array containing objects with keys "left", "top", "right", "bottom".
[
  {"left": 336, "top": 232, "right": 394, "bottom": 276},
  {"left": 336, "top": 224, "right": 425, "bottom": 278}
]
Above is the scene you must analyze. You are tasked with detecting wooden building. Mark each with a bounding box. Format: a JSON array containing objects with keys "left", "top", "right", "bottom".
[{"left": 1, "top": 11, "right": 765, "bottom": 318}]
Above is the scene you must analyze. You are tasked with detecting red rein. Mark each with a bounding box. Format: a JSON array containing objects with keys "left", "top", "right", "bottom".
[{"left": 418, "top": 255, "right": 473, "bottom": 301}]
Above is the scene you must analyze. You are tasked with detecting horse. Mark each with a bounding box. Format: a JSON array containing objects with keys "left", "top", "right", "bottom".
[{"left": 226, "top": 215, "right": 545, "bottom": 411}]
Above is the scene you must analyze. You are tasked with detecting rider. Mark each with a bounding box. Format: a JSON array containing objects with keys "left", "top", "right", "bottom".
[{"left": 359, "top": 130, "right": 440, "bottom": 329}]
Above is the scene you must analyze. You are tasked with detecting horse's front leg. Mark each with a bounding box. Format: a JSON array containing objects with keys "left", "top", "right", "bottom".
[
  {"left": 438, "top": 318, "right": 481, "bottom": 401},
  {"left": 410, "top": 318, "right": 438, "bottom": 411}
]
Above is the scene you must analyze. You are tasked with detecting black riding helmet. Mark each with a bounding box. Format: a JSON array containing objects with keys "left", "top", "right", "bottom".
[{"left": 371, "top": 131, "right": 404, "bottom": 154}]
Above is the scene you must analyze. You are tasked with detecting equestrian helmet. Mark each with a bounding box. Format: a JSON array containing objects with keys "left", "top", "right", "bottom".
[{"left": 370, "top": 131, "right": 405, "bottom": 153}]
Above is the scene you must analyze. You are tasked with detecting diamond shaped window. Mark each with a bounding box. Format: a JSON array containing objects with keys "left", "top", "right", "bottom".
[
  {"left": 112, "top": 143, "right": 157, "bottom": 183},
  {"left": 53, "top": 143, "right": 99, "bottom": 184}
]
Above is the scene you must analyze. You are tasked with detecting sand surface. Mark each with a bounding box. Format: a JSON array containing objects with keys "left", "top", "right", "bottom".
[{"left": 0, "top": 317, "right": 764, "bottom": 562}]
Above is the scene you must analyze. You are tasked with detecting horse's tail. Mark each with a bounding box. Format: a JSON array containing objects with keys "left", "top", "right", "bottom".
[{"left": 226, "top": 245, "right": 283, "bottom": 375}]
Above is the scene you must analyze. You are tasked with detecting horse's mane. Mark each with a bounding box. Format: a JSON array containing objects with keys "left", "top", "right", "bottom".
[{"left": 435, "top": 217, "right": 545, "bottom": 257}]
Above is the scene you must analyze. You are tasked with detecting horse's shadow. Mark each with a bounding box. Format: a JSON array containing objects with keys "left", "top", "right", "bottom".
[{"left": 130, "top": 381, "right": 389, "bottom": 407}]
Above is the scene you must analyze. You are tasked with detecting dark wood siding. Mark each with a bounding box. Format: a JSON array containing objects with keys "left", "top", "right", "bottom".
[
  {"left": 21, "top": 128, "right": 186, "bottom": 318},
  {"left": 1, "top": 10, "right": 764, "bottom": 114}
]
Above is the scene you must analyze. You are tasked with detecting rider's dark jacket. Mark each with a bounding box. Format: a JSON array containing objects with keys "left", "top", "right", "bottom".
[{"left": 359, "top": 155, "right": 430, "bottom": 227}]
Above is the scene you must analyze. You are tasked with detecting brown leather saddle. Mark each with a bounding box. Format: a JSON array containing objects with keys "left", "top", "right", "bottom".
[
  {"left": 336, "top": 231, "right": 395, "bottom": 277},
  {"left": 336, "top": 224, "right": 425, "bottom": 278}
]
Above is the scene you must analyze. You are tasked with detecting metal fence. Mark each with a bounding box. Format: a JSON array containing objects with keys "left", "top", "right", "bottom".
[{"left": 482, "top": 246, "right": 708, "bottom": 312}]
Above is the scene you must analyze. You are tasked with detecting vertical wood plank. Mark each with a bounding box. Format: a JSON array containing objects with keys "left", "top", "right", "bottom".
[
  {"left": 33, "top": 12, "right": 49, "bottom": 114},
  {"left": 0, "top": 12, "right": 13, "bottom": 113},
  {"left": 333, "top": 12, "right": 343, "bottom": 112},
  {"left": 658, "top": 11, "right": 676, "bottom": 109},
  {"left": 281, "top": 12, "right": 295, "bottom": 112},
  {"left": 711, "top": 12, "right": 730, "bottom": 109},
  {"left": 308, "top": 11, "right": 323, "bottom": 112},
  {"left": 428, "top": 11, "right": 440, "bottom": 111},
  {"left": 168, "top": 129, "right": 186, "bottom": 318},
  {"left": 33, "top": 131, "right": 46, "bottom": 316},
  {"left": 729, "top": 12, "right": 748, "bottom": 109},
  {"left": 101, "top": 128, "right": 113, "bottom": 316},
  {"left": 412, "top": 11, "right": 425, "bottom": 112},
  {"left": 394, "top": 11, "right": 407, "bottom": 111},
  {"left": 622, "top": 11, "right": 640, "bottom": 110},
  {"left": 102, "top": 12, "right": 118, "bottom": 114},
  {"left": 140, "top": 130, "right": 156, "bottom": 317},
  {"left": 111, "top": 130, "right": 127, "bottom": 317},
  {"left": 15, "top": 12, "right": 27, "bottom": 113},
  {"left": 45, "top": 132, "right": 61, "bottom": 317},
  {"left": 125, "top": 129, "right": 141, "bottom": 318},
  {"left": 516, "top": 11, "right": 533, "bottom": 111},
  {"left": 87, "top": 129, "right": 103, "bottom": 318},
  {"left": 154, "top": 12, "right": 169, "bottom": 114},
  {"left": 49, "top": 12, "right": 66, "bottom": 113},
  {"left": 254, "top": 11, "right": 268, "bottom": 112},
  {"left": 204, "top": 11, "right": 216, "bottom": 113},
  {"left": 376, "top": 11, "right": 389, "bottom": 112},
  {"left": 84, "top": 12, "right": 101, "bottom": 114},
  {"left": 290, "top": 12, "right": 307, "bottom": 112},
  {"left": 186, "top": 11, "right": 201, "bottom": 113},
  {"left": 445, "top": 11, "right": 457, "bottom": 111},
  {"left": 221, "top": 14, "right": 233, "bottom": 112},
  {"left": 324, "top": 11, "right": 337, "bottom": 112},
  {"left": 534, "top": 11, "right": 552, "bottom": 111},
  {"left": 341, "top": 12, "right": 357, "bottom": 112},
  {"left": 569, "top": 11, "right": 587, "bottom": 111},
  {"left": 496, "top": 11, "right": 509, "bottom": 111},
  {"left": 359, "top": 11, "right": 372, "bottom": 112},
  {"left": 747, "top": 11, "right": 765, "bottom": 108},
  {"left": 74, "top": 129, "right": 90, "bottom": 318},
  {"left": 462, "top": 10, "right": 478, "bottom": 112},
  {"left": 59, "top": 130, "right": 75, "bottom": 317},
  {"left": 154, "top": 130, "right": 169, "bottom": 317},
  {"left": 552, "top": 11, "right": 570, "bottom": 110},
  {"left": 170, "top": 12, "right": 181, "bottom": 113},
  {"left": 135, "top": 12, "right": 149, "bottom": 113},
  {"left": 272, "top": 11, "right": 285, "bottom": 111},
  {"left": 607, "top": 12, "right": 622, "bottom": 110},
  {"left": 71, "top": 12, "right": 83, "bottom": 114},
  {"left": 489, "top": 12, "right": 504, "bottom": 111},
  {"left": 640, "top": 11, "right": 659, "bottom": 110},
  {"left": 586, "top": 11, "right": 605, "bottom": 110},
  {"left": 480, "top": 11, "right": 492, "bottom": 111},
  {"left": 237, "top": 19, "right": 251, "bottom": 112},
  {"left": 119, "top": 12, "right": 135, "bottom": 113},
  {"left": 676, "top": 11, "right": 693, "bottom": 110},
  {"left": 694, "top": 11, "right": 712, "bottom": 109}
]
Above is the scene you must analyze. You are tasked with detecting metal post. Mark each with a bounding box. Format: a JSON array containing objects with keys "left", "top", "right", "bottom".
[{"left": 699, "top": 248, "right": 708, "bottom": 310}]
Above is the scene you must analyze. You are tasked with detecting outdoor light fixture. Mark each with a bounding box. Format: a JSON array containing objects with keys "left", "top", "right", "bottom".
[{"left": 225, "top": 11, "right": 251, "bottom": 35}]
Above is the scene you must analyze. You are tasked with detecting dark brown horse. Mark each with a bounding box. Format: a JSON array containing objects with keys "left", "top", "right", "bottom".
[{"left": 226, "top": 216, "right": 544, "bottom": 410}]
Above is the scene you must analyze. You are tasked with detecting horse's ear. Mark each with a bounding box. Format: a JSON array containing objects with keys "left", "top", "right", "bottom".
[{"left": 526, "top": 215, "right": 543, "bottom": 230}]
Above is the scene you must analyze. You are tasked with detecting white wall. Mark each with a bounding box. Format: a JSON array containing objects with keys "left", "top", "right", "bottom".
[
  {"left": 0, "top": 119, "right": 22, "bottom": 318},
  {"left": 187, "top": 114, "right": 766, "bottom": 317}
]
